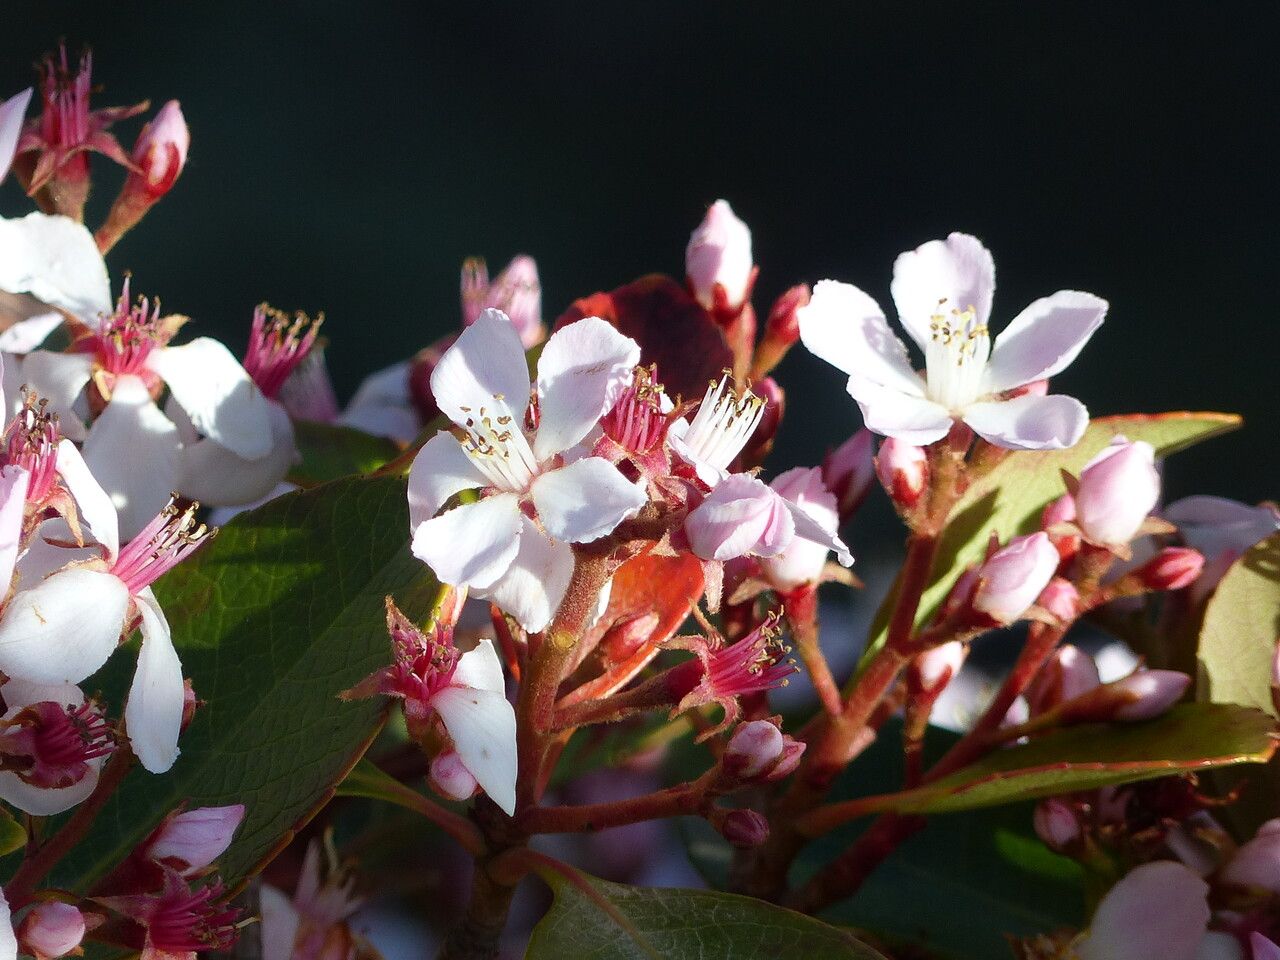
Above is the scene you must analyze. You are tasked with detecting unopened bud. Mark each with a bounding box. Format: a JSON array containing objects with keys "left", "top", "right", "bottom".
[
  {"left": 1037, "top": 578, "right": 1080, "bottom": 624},
  {"left": 752, "top": 284, "right": 810, "bottom": 378},
  {"left": 1135, "top": 547, "right": 1205, "bottom": 592},
  {"left": 180, "top": 679, "right": 200, "bottom": 732},
  {"left": 1033, "top": 798, "right": 1082, "bottom": 852},
  {"left": 1074, "top": 437, "right": 1160, "bottom": 548},
  {"left": 913, "top": 641, "right": 968, "bottom": 693},
  {"left": 972, "top": 533, "right": 1060, "bottom": 625},
  {"left": 876, "top": 438, "right": 928, "bottom": 511},
  {"left": 765, "top": 737, "right": 806, "bottom": 782},
  {"left": 1041, "top": 493, "right": 1080, "bottom": 564},
  {"left": 17, "top": 902, "right": 86, "bottom": 960},
  {"left": 686, "top": 199, "right": 754, "bottom": 313},
  {"left": 1058, "top": 669, "right": 1190, "bottom": 724},
  {"left": 725, "top": 721, "right": 784, "bottom": 779},
  {"left": 1026, "top": 643, "right": 1099, "bottom": 715},
  {"left": 717, "top": 808, "right": 769, "bottom": 848},
  {"left": 823, "top": 429, "right": 875, "bottom": 525},
  {"left": 430, "top": 750, "right": 478, "bottom": 803},
  {"left": 95, "top": 101, "right": 190, "bottom": 252},
  {"left": 145, "top": 804, "right": 245, "bottom": 875}
]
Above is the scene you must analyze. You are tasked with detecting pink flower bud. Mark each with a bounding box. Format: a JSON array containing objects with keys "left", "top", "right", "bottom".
[
  {"left": 146, "top": 804, "right": 246, "bottom": 875},
  {"left": 718, "top": 808, "right": 769, "bottom": 848},
  {"left": 1075, "top": 437, "right": 1161, "bottom": 547},
  {"left": 1041, "top": 493, "right": 1080, "bottom": 563},
  {"left": 823, "top": 429, "right": 875, "bottom": 525},
  {"left": 1033, "top": 798, "right": 1081, "bottom": 852},
  {"left": 1037, "top": 578, "right": 1081, "bottom": 623},
  {"left": 1221, "top": 818, "right": 1280, "bottom": 893},
  {"left": 17, "top": 902, "right": 86, "bottom": 960},
  {"left": 972, "top": 533, "right": 1060, "bottom": 625},
  {"left": 130, "top": 100, "right": 190, "bottom": 198},
  {"left": 685, "top": 199, "right": 754, "bottom": 312},
  {"left": 914, "top": 641, "right": 968, "bottom": 692},
  {"left": 876, "top": 438, "right": 928, "bottom": 510},
  {"left": 725, "top": 720, "right": 785, "bottom": 779},
  {"left": 485, "top": 255, "right": 543, "bottom": 349},
  {"left": 1109, "top": 669, "right": 1190, "bottom": 721},
  {"left": 181, "top": 679, "right": 200, "bottom": 732},
  {"left": 1026, "top": 642, "right": 1099, "bottom": 714},
  {"left": 764, "top": 737, "right": 806, "bottom": 782},
  {"left": 763, "top": 284, "right": 808, "bottom": 348},
  {"left": 430, "top": 750, "right": 478, "bottom": 803},
  {"left": 1135, "top": 547, "right": 1205, "bottom": 591}
]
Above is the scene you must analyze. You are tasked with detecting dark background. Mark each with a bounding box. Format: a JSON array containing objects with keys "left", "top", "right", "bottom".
[{"left": 4, "top": 2, "right": 1275, "bottom": 510}]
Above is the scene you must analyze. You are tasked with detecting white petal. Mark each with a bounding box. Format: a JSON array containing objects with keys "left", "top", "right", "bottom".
[
  {"left": 411, "top": 493, "right": 522, "bottom": 589},
  {"left": 1077, "top": 861, "right": 1209, "bottom": 960},
  {"left": 0, "top": 87, "right": 33, "bottom": 184},
  {"left": 429, "top": 308, "right": 530, "bottom": 430},
  {"left": 148, "top": 338, "right": 273, "bottom": 460},
  {"left": 0, "top": 677, "right": 103, "bottom": 816},
  {"left": 407, "top": 430, "right": 488, "bottom": 527},
  {"left": 340, "top": 360, "right": 421, "bottom": 443},
  {"left": 0, "top": 310, "right": 64, "bottom": 354},
  {"left": 798, "top": 280, "right": 923, "bottom": 396},
  {"left": 984, "top": 290, "right": 1108, "bottom": 393},
  {"left": 533, "top": 316, "right": 640, "bottom": 460},
  {"left": 891, "top": 232, "right": 996, "bottom": 351},
  {"left": 0, "top": 568, "right": 129, "bottom": 684},
  {"left": 17, "top": 350, "right": 94, "bottom": 440},
  {"left": 472, "top": 521, "right": 574, "bottom": 633},
  {"left": 783, "top": 497, "right": 853, "bottom": 568},
  {"left": 126, "top": 588, "right": 185, "bottom": 773},
  {"left": 1164, "top": 495, "right": 1280, "bottom": 561},
  {"left": 259, "top": 885, "right": 302, "bottom": 960},
  {"left": 431, "top": 685, "right": 517, "bottom": 816},
  {"left": 81, "top": 375, "right": 183, "bottom": 541},
  {"left": 530, "top": 457, "right": 646, "bottom": 544},
  {"left": 452, "top": 638, "right": 506, "bottom": 694},
  {"left": 12, "top": 519, "right": 96, "bottom": 590},
  {"left": 55, "top": 438, "right": 119, "bottom": 559},
  {"left": 177, "top": 401, "right": 297, "bottom": 506},
  {"left": 845, "top": 373, "right": 954, "bottom": 445},
  {"left": 0, "top": 212, "right": 112, "bottom": 323},
  {"left": 962, "top": 393, "right": 1088, "bottom": 451},
  {"left": 0, "top": 466, "right": 29, "bottom": 588}
]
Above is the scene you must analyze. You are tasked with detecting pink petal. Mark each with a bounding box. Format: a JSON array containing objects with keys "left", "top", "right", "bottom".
[
  {"left": 984, "top": 290, "right": 1108, "bottom": 393},
  {"left": 890, "top": 232, "right": 995, "bottom": 352},
  {"left": 430, "top": 308, "right": 531, "bottom": 431},
  {"left": 961, "top": 393, "right": 1088, "bottom": 450},
  {"left": 685, "top": 473, "right": 795, "bottom": 561},
  {"left": 407, "top": 431, "right": 490, "bottom": 528},
  {"left": 1078, "top": 861, "right": 1209, "bottom": 960},
  {"left": 0, "top": 678, "right": 103, "bottom": 815},
  {"left": 410, "top": 492, "right": 522, "bottom": 589},
  {"left": 1251, "top": 933, "right": 1280, "bottom": 960},
  {"left": 530, "top": 457, "right": 645, "bottom": 544},
  {"left": 845, "top": 373, "right": 954, "bottom": 445},
  {"left": 472, "top": 519, "right": 574, "bottom": 633},
  {"left": 798, "top": 280, "right": 923, "bottom": 396}
]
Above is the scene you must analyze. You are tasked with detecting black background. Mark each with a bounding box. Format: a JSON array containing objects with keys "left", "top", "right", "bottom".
[{"left": 4, "top": 2, "right": 1275, "bottom": 506}]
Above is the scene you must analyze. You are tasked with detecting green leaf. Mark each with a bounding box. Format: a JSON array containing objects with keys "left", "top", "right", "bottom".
[
  {"left": 861, "top": 412, "right": 1240, "bottom": 667},
  {"left": 288, "top": 419, "right": 402, "bottom": 486},
  {"left": 0, "top": 806, "right": 25, "bottom": 858},
  {"left": 51, "top": 475, "right": 438, "bottom": 892},
  {"left": 528, "top": 868, "right": 887, "bottom": 960},
  {"left": 1199, "top": 533, "right": 1280, "bottom": 718}
]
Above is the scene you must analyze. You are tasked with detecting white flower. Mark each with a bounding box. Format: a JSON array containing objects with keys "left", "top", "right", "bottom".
[
  {"left": 799, "top": 232, "right": 1107, "bottom": 449},
  {"left": 408, "top": 309, "right": 646, "bottom": 632},
  {"left": 0, "top": 87, "right": 33, "bottom": 185},
  {"left": 0, "top": 678, "right": 107, "bottom": 816}
]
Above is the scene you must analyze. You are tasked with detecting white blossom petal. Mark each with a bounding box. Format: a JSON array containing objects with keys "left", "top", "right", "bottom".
[
  {"left": 0, "top": 212, "right": 112, "bottom": 324},
  {"left": 530, "top": 457, "right": 645, "bottom": 544},
  {"left": 411, "top": 493, "right": 522, "bottom": 589},
  {"left": 0, "top": 308, "right": 64, "bottom": 354},
  {"left": 431, "top": 685, "right": 517, "bottom": 816},
  {"left": 177, "top": 400, "right": 297, "bottom": 506},
  {"left": 0, "top": 568, "right": 129, "bottom": 684},
  {"left": 1077, "top": 861, "right": 1209, "bottom": 960},
  {"left": 891, "top": 232, "right": 996, "bottom": 351},
  {"left": 55, "top": 438, "right": 119, "bottom": 559},
  {"left": 0, "top": 87, "right": 33, "bottom": 184},
  {"left": 782, "top": 497, "right": 853, "bottom": 568},
  {"left": 798, "top": 280, "right": 923, "bottom": 396},
  {"left": 0, "top": 678, "right": 103, "bottom": 816},
  {"left": 81, "top": 375, "right": 183, "bottom": 541},
  {"left": 407, "top": 430, "right": 488, "bottom": 528},
  {"left": 17, "top": 350, "right": 94, "bottom": 440},
  {"left": 452, "top": 638, "right": 506, "bottom": 695},
  {"left": 430, "top": 309, "right": 530, "bottom": 430},
  {"left": 339, "top": 360, "right": 420, "bottom": 443},
  {"left": 962, "top": 393, "right": 1088, "bottom": 451},
  {"left": 259, "top": 885, "right": 302, "bottom": 960},
  {"left": 126, "top": 588, "right": 185, "bottom": 773},
  {"left": 845, "top": 373, "right": 954, "bottom": 445},
  {"left": 0, "top": 466, "right": 28, "bottom": 588},
  {"left": 533, "top": 317, "right": 640, "bottom": 460},
  {"left": 984, "top": 290, "right": 1108, "bottom": 393},
  {"left": 148, "top": 338, "right": 273, "bottom": 460},
  {"left": 472, "top": 520, "right": 574, "bottom": 633}
]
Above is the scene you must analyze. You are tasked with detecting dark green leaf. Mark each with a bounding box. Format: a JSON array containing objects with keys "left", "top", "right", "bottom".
[{"left": 288, "top": 419, "right": 402, "bottom": 486}]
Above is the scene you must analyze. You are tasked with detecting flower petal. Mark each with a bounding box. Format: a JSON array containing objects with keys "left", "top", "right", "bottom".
[
  {"left": 339, "top": 360, "right": 420, "bottom": 443},
  {"left": 55, "top": 438, "right": 119, "bottom": 559},
  {"left": 0, "top": 212, "right": 112, "bottom": 324},
  {"left": 411, "top": 493, "right": 522, "bottom": 589},
  {"left": 0, "top": 679, "right": 103, "bottom": 816},
  {"left": 430, "top": 308, "right": 530, "bottom": 430},
  {"left": 686, "top": 473, "right": 795, "bottom": 561},
  {"left": 176, "top": 400, "right": 297, "bottom": 506},
  {"left": 81, "top": 375, "right": 183, "bottom": 541},
  {"left": 845, "top": 373, "right": 954, "bottom": 445},
  {"left": 0, "top": 308, "right": 65, "bottom": 354},
  {"left": 0, "top": 87, "right": 33, "bottom": 184},
  {"left": 407, "top": 430, "right": 488, "bottom": 528},
  {"left": 962, "top": 393, "right": 1088, "bottom": 451},
  {"left": 472, "top": 520, "right": 574, "bottom": 633},
  {"left": 452, "top": 638, "right": 506, "bottom": 694},
  {"left": 984, "top": 290, "right": 1108, "bottom": 393},
  {"left": 1251, "top": 934, "right": 1280, "bottom": 960},
  {"left": 0, "top": 568, "right": 129, "bottom": 684},
  {"left": 17, "top": 350, "right": 94, "bottom": 440},
  {"left": 530, "top": 457, "right": 646, "bottom": 544},
  {"left": 798, "top": 280, "right": 923, "bottom": 396},
  {"left": 782, "top": 496, "right": 853, "bottom": 568},
  {"left": 891, "top": 232, "right": 995, "bottom": 351},
  {"left": 0, "top": 466, "right": 29, "bottom": 588},
  {"left": 1077, "top": 861, "right": 1209, "bottom": 960},
  {"left": 259, "top": 885, "right": 302, "bottom": 960},
  {"left": 126, "top": 588, "right": 185, "bottom": 773},
  {"left": 431, "top": 685, "right": 517, "bottom": 816},
  {"left": 533, "top": 316, "right": 640, "bottom": 460}
]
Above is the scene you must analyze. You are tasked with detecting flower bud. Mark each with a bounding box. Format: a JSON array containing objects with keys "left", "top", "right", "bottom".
[
  {"left": 876, "top": 438, "right": 927, "bottom": 511},
  {"left": 17, "top": 902, "right": 86, "bottom": 960},
  {"left": 717, "top": 808, "right": 769, "bottom": 848},
  {"left": 752, "top": 284, "right": 810, "bottom": 378},
  {"left": 725, "top": 721, "right": 785, "bottom": 779},
  {"left": 1033, "top": 798, "right": 1081, "bottom": 852},
  {"left": 1058, "top": 669, "right": 1190, "bottom": 724},
  {"left": 1221, "top": 818, "right": 1280, "bottom": 894},
  {"left": 914, "top": 641, "right": 968, "bottom": 693},
  {"left": 684, "top": 473, "right": 793, "bottom": 562},
  {"left": 1135, "top": 547, "right": 1206, "bottom": 592},
  {"left": 686, "top": 199, "right": 754, "bottom": 312},
  {"left": 181, "top": 679, "right": 201, "bottom": 732},
  {"left": 1026, "top": 643, "right": 1099, "bottom": 715},
  {"left": 823, "top": 429, "right": 875, "bottom": 526},
  {"left": 972, "top": 533, "right": 1060, "bottom": 625},
  {"left": 1074, "top": 437, "right": 1160, "bottom": 547},
  {"left": 430, "top": 750, "right": 478, "bottom": 803},
  {"left": 764, "top": 737, "right": 806, "bottom": 782},
  {"left": 1041, "top": 493, "right": 1080, "bottom": 564},
  {"left": 1037, "top": 578, "right": 1081, "bottom": 624},
  {"left": 130, "top": 100, "right": 190, "bottom": 198},
  {"left": 145, "top": 804, "right": 246, "bottom": 875}
]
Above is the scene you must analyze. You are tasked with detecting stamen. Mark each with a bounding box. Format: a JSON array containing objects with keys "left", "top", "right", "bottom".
[
  {"left": 924, "top": 300, "right": 990, "bottom": 409},
  {"left": 3, "top": 389, "right": 61, "bottom": 503},
  {"left": 452, "top": 393, "right": 540, "bottom": 493},
  {"left": 601, "top": 364, "right": 669, "bottom": 454},
  {"left": 94, "top": 278, "right": 172, "bottom": 377},
  {"left": 241, "top": 303, "right": 324, "bottom": 399},
  {"left": 110, "top": 496, "right": 215, "bottom": 594},
  {"left": 680, "top": 372, "right": 765, "bottom": 472}
]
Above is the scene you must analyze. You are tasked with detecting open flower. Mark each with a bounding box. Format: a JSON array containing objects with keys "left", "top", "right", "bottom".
[
  {"left": 1076, "top": 861, "right": 1211, "bottom": 960},
  {"left": 408, "top": 309, "right": 646, "bottom": 631},
  {"left": 799, "top": 232, "right": 1107, "bottom": 449}
]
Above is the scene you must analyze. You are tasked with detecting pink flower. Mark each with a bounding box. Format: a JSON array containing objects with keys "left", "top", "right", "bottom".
[
  {"left": 1074, "top": 436, "right": 1160, "bottom": 547},
  {"left": 1165, "top": 495, "right": 1280, "bottom": 596},
  {"left": 98, "top": 871, "right": 240, "bottom": 960},
  {"left": 1033, "top": 798, "right": 1081, "bottom": 852},
  {"left": 1221, "top": 818, "right": 1280, "bottom": 894},
  {"left": 759, "top": 467, "right": 844, "bottom": 590},
  {"left": 429, "top": 750, "right": 478, "bottom": 803},
  {"left": 685, "top": 473, "right": 792, "bottom": 562},
  {"left": 971, "top": 532, "right": 1060, "bottom": 624},
  {"left": 461, "top": 255, "right": 543, "bottom": 349},
  {"left": 914, "top": 640, "right": 968, "bottom": 692},
  {"left": 0, "top": 87, "right": 33, "bottom": 185},
  {"left": 1026, "top": 642, "right": 1099, "bottom": 715},
  {"left": 1077, "top": 861, "right": 1210, "bottom": 960},
  {"left": 17, "top": 901, "right": 86, "bottom": 960},
  {"left": 259, "top": 840, "right": 364, "bottom": 960},
  {"left": 799, "top": 233, "right": 1106, "bottom": 449},
  {"left": 685, "top": 200, "right": 754, "bottom": 312}
]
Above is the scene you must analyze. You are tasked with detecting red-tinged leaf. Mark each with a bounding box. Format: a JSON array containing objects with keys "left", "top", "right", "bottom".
[{"left": 555, "top": 274, "right": 733, "bottom": 401}]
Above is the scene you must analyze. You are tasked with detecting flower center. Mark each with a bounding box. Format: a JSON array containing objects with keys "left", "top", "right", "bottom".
[
  {"left": 453, "top": 393, "right": 540, "bottom": 493},
  {"left": 681, "top": 373, "right": 765, "bottom": 472},
  {"left": 93, "top": 279, "right": 172, "bottom": 378},
  {"left": 110, "top": 497, "right": 215, "bottom": 594},
  {"left": 703, "top": 614, "right": 796, "bottom": 699},
  {"left": 601, "top": 365, "right": 668, "bottom": 455},
  {"left": 4, "top": 390, "right": 61, "bottom": 503},
  {"left": 924, "top": 301, "right": 990, "bottom": 410},
  {"left": 241, "top": 303, "right": 323, "bottom": 399},
  {"left": 37, "top": 45, "right": 92, "bottom": 152},
  {"left": 0, "top": 699, "right": 114, "bottom": 790}
]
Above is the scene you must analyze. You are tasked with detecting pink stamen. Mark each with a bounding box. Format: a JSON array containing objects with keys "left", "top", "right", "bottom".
[
  {"left": 93, "top": 278, "right": 171, "bottom": 377},
  {"left": 142, "top": 874, "right": 240, "bottom": 954},
  {"left": 383, "top": 599, "right": 459, "bottom": 703},
  {"left": 241, "top": 304, "right": 324, "bottom": 399},
  {"left": 110, "top": 497, "right": 214, "bottom": 594},
  {"left": 0, "top": 700, "right": 114, "bottom": 790},
  {"left": 700, "top": 615, "right": 797, "bottom": 700},
  {"left": 601, "top": 365, "right": 670, "bottom": 455},
  {"left": 4, "top": 391, "right": 61, "bottom": 503},
  {"left": 37, "top": 45, "right": 92, "bottom": 153}
]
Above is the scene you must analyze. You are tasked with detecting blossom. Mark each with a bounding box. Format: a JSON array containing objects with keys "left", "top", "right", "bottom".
[
  {"left": 875, "top": 437, "right": 927, "bottom": 509},
  {"left": 758, "top": 467, "right": 844, "bottom": 591},
  {"left": 98, "top": 871, "right": 240, "bottom": 960},
  {"left": 0, "top": 87, "right": 33, "bottom": 185},
  {"left": 16, "top": 902, "right": 86, "bottom": 960},
  {"left": 141, "top": 804, "right": 247, "bottom": 877},
  {"left": 1220, "top": 818, "right": 1280, "bottom": 894},
  {"left": 407, "top": 309, "right": 645, "bottom": 632},
  {"left": 685, "top": 473, "right": 793, "bottom": 562},
  {"left": 1074, "top": 436, "right": 1161, "bottom": 547},
  {"left": 461, "top": 254, "right": 543, "bottom": 348},
  {"left": 685, "top": 199, "right": 754, "bottom": 313},
  {"left": 1165, "top": 495, "right": 1280, "bottom": 596},
  {"left": 124, "top": 99, "right": 190, "bottom": 199},
  {"left": 343, "top": 599, "right": 517, "bottom": 815},
  {"left": 971, "top": 532, "right": 1060, "bottom": 624},
  {"left": 260, "top": 840, "right": 364, "bottom": 960},
  {"left": 1076, "top": 861, "right": 1210, "bottom": 960},
  {"left": 798, "top": 232, "right": 1107, "bottom": 449}
]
